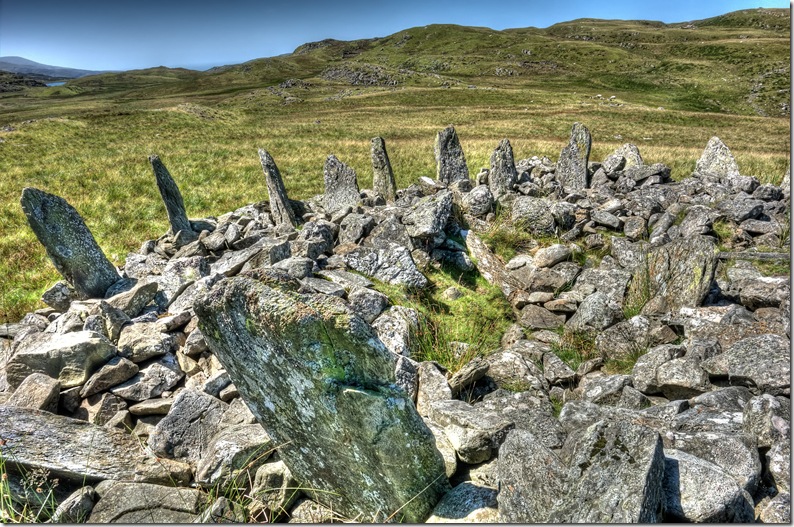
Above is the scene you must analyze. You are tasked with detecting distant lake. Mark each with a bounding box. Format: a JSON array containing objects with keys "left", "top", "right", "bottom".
[{"left": 46, "top": 81, "right": 66, "bottom": 87}]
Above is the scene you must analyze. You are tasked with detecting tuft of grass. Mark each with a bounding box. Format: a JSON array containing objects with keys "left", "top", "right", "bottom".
[
  {"left": 623, "top": 256, "right": 653, "bottom": 319},
  {"left": 712, "top": 219, "right": 735, "bottom": 250},
  {"left": 604, "top": 346, "right": 648, "bottom": 375},
  {"left": 480, "top": 212, "right": 537, "bottom": 262},
  {"left": 549, "top": 328, "right": 598, "bottom": 371},
  {"left": 0, "top": 452, "right": 61, "bottom": 523}
]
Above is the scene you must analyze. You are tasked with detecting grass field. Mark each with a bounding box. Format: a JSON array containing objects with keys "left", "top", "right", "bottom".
[{"left": 0, "top": 8, "right": 789, "bottom": 321}]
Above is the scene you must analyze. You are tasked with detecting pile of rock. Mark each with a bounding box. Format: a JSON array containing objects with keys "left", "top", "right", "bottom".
[{"left": 0, "top": 124, "right": 789, "bottom": 523}]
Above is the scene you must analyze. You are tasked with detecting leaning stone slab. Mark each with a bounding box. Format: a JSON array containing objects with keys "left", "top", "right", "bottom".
[
  {"left": 88, "top": 480, "right": 203, "bottom": 523},
  {"left": 259, "top": 149, "right": 297, "bottom": 228},
  {"left": 323, "top": 154, "right": 360, "bottom": 213},
  {"left": 5, "top": 330, "right": 115, "bottom": 389},
  {"left": 556, "top": 122, "right": 591, "bottom": 190},
  {"left": 371, "top": 137, "right": 397, "bottom": 202},
  {"left": 20, "top": 187, "right": 121, "bottom": 298},
  {"left": 0, "top": 406, "right": 191, "bottom": 485},
  {"left": 195, "top": 276, "right": 449, "bottom": 523},
  {"left": 149, "top": 154, "right": 194, "bottom": 237},
  {"left": 435, "top": 125, "right": 469, "bottom": 185}
]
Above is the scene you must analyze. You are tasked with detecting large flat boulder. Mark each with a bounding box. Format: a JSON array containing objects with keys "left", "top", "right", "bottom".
[{"left": 195, "top": 276, "right": 449, "bottom": 522}]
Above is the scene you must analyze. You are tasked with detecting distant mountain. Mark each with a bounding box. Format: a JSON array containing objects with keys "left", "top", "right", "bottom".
[{"left": 0, "top": 56, "right": 103, "bottom": 79}]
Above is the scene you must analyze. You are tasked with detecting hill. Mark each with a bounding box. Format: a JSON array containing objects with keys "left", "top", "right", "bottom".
[{"left": 0, "top": 56, "right": 104, "bottom": 79}]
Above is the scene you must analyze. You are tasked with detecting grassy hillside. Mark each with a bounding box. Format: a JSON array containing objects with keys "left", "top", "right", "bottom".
[{"left": 0, "top": 8, "right": 789, "bottom": 320}]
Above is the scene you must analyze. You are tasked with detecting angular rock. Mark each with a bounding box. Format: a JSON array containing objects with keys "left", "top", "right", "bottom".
[
  {"left": 426, "top": 482, "right": 499, "bottom": 523},
  {"left": 416, "top": 361, "right": 452, "bottom": 416},
  {"left": 759, "top": 492, "right": 791, "bottom": 523},
  {"left": 511, "top": 196, "right": 556, "bottom": 235},
  {"left": 371, "top": 305, "right": 420, "bottom": 357},
  {"left": 5, "top": 372, "right": 60, "bottom": 412},
  {"left": 323, "top": 154, "right": 360, "bottom": 213},
  {"left": 742, "top": 394, "right": 791, "bottom": 448},
  {"left": 148, "top": 388, "right": 227, "bottom": 465},
  {"left": 109, "top": 353, "right": 183, "bottom": 402},
  {"left": 347, "top": 287, "right": 390, "bottom": 323},
  {"left": 338, "top": 213, "right": 375, "bottom": 244},
  {"left": 435, "top": 125, "right": 469, "bottom": 185},
  {"left": 533, "top": 244, "right": 571, "bottom": 268},
  {"left": 701, "top": 333, "right": 790, "bottom": 395},
  {"left": 6, "top": 330, "right": 115, "bottom": 389},
  {"left": 0, "top": 405, "right": 190, "bottom": 485},
  {"left": 117, "top": 322, "right": 179, "bottom": 363},
  {"left": 105, "top": 281, "right": 158, "bottom": 318},
  {"left": 51, "top": 486, "right": 96, "bottom": 523},
  {"left": 695, "top": 137, "right": 739, "bottom": 178},
  {"left": 20, "top": 188, "right": 120, "bottom": 298},
  {"left": 556, "top": 122, "right": 591, "bottom": 190},
  {"left": 195, "top": 423, "right": 274, "bottom": 486},
  {"left": 519, "top": 304, "right": 565, "bottom": 330},
  {"left": 488, "top": 138, "right": 517, "bottom": 198},
  {"left": 341, "top": 242, "right": 428, "bottom": 288},
  {"left": 640, "top": 235, "right": 718, "bottom": 315},
  {"left": 250, "top": 460, "right": 301, "bottom": 521},
  {"left": 464, "top": 231, "right": 524, "bottom": 299},
  {"left": 549, "top": 420, "right": 665, "bottom": 523},
  {"left": 497, "top": 429, "right": 567, "bottom": 523},
  {"left": 402, "top": 190, "right": 452, "bottom": 240},
  {"left": 462, "top": 185, "right": 493, "bottom": 217},
  {"left": 195, "top": 276, "right": 449, "bottom": 523},
  {"left": 259, "top": 149, "right": 297, "bottom": 228},
  {"left": 88, "top": 480, "right": 203, "bottom": 523},
  {"left": 74, "top": 392, "right": 127, "bottom": 425},
  {"left": 427, "top": 399, "right": 514, "bottom": 464},
  {"left": 663, "top": 449, "right": 754, "bottom": 522},
  {"left": 566, "top": 291, "right": 623, "bottom": 332},
  {"left": 41, "top": 281, "right": 77, "bottom": 312},
  {"left": 371, "top": 137, "right": 397, "bottom": 202}
]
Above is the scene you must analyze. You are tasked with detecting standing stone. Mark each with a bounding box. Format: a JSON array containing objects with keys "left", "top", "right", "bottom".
[
  {"left": 489, "top": 138, "right": 518, "bottom": 198},
  {"left": 371, "top": 137, "right": 397, "bottom": 202},
  {"left": 259, "top": 149, "right": 297, "bottom": 228},
  {"left": 148, "top": 155, "right": 193, "bottom": 236},
  {"left": 556, "top": 122, "right": 591, "bottom": 190},
  {"left": 435, "top": 126, "right": 469, "bottom": 185},
  {"left": 20, "top": 188, "right": 120, "bottom": 298},
  {"left": 323, "top": 154, "right": 360, "bottom": 213},
  {"left": 195, "top": 277, "right": 449, "bottom": 523},
  {"left": 695, "top": 137, "right": 740, "bottom": 178}
]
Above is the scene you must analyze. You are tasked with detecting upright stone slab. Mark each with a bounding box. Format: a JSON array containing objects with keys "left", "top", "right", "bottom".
[
  {"left": 258, "top": 149, "right": 297, "bottom": 228},
  {"left": 488, "top": 138, "right": 517, "bottom": 198},
  {"left": 435, "top": 125, "right": 469, "bottom": 185},
  {"left": 195, "top": 277, "right": 449, "bottom": 522},
  {"left": 323, "top": 154, "right": 360, "bottom": 213},
  {"left": 695, "top": 136, "right": 740, "bottom": 178},
  {"left": 149, "top": 154, "right": 193, "bottom": 236},
  {"left": 371, "top": 137, "right": 397, "bottom": 202},
  {"left": 556, "top": 122, "right": 591, "bottom": 190},
  {"left": 20, "top": 187, "right": 120, "bottom": 298}
]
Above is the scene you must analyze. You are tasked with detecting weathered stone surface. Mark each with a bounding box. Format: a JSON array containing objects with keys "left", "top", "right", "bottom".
[
  {"left": 348, "top": 287, "right": 390, "bottom": 323},
  {"left": 363, "top": 214, "right": 414, "bottom": 251},
  {"left": 462, "top": 185, "right": 493, "bottom": 217},
  {"left": 556, "top": 122, "right": 591, "bottom": 190},
  {"left": 426, "top": 482, "right": 499, "bottom": 523},
  {"left": 759, "top": 492, "right": 791, "bottom": 523},
  {"left": 595, "top": 315, "right": 652, "bottom": 360},
  {"left": 465, "top": 231, "right": 524, "bottom": 299},
  {"left": 479, "top": 390, "right": 565, "bottom": 449},
  {"left": 0, "top": 405, "right": 190, "bottom": 485},
  {"left": 371, "top": 137, "right": 397, "bottom": 202},
  {"left": 533, "top": 244, "right": 571, "bottom": 268},
  {"left": 767, "top": 438, "right": 790, "bottom": 493},
  {"left": 149, "top": 155, "right": 195, "bottom": 240},
  {"left": 109, "top": 353, "right": 183, "bottom": 402},
  {"left": 695, "top": 136, "right": 740, "bottom": 178},
  {"left": 323, "top": 154, "right": 360, "bottom": 213},
  {"left": 662, "top": 449, "right": 754, "bottom": 522},
  {"left": 117, "top": 322, "right": 179, "bottom": 363},
  {"left": 402, "top": 190, "right": 452, "bottom": 239},
  {"left": 435, "top": 125, "right": 469, "bottom": 184},
  {"left": 428, "top": 399, "right": 515, "bottom": 464},
  {"left": 214, "top": 238, "right": 290, "bottom": 276},
  {"left": 195, "top": 423, "right": 274, "bottom": 486},
  {"left": 148, "top": 387, "right": 227, "bottom": 465},
  {"left": 105, "top": 281, "right": 158, "bottom": 318},
  {"left": 497, "top": 429, "right": 567, "bottom": 523},
  {"left": 338, "top": 213, "right": 375, "bottom": 244},
  {"left": 195, "top": 276, "right": 449, "bottom": 522},
  {"left": 519, "top": 304, "right": 565, "bottom": 330},
  {"left": 701, "top": 333, "right": 790, "bottom": 395},
  {"left": 511, "top": 196, "right": 556, "bottom": 235},
  {"left": 566, "top": 291, "right": 623, "bottom": 332},
  {"left": 250, "top": 460, "right": 301, "bottom": 521},
  {"left": 488, "top": 138, "right": 517, "bottom": 198},
  {"left": 21, "top": 188, "right": 120, "bottom": 298},
  {"left": 742, "top": 394, "right": 790, "bottom": 448},
  {"left": 74, "top": 392, "right": 127, "bottom": 425},
  {"left": 371, "top": 305, "right": 420, "bottom": 358},
  {"left": 88, "top": 481, "right": 203, "bottom": 523},
  {"left": 4, "top": 372, "right": 60, "bottom": 412},
  {"left": 287, "top": 498, "right": 340, "bottom": 523},
  {"left": 549, "top": 420, "right": 665, "bottom": 523},
  {"left": 51, "top": 486, "right": 96, "bottom": 523},
  {"left": 416, "top": 361, "right": 452, "bottom": 416},
  {"left": 41, "top": 281, "right": 76, "bottom": 312},
  {"left": 6, "top": 330, "right": 115, "bottom": 389},
  {"left": 640, "top": 235, "right": 718, "bottom": 315},
  {"left": 259, "top": 149, "right": 297, "bottom": 228},
  {"left": 341, "top": 242, "right": 428, "bottom": 288}
]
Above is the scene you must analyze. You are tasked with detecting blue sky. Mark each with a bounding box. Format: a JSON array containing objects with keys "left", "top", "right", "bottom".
[{"left": 0, "top": 0, "right": 789, "bottom": 71}]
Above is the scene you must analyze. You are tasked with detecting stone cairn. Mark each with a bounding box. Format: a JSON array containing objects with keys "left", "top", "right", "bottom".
[{"left": 1, "top": 125, "right": 790, "bottom": 523}]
